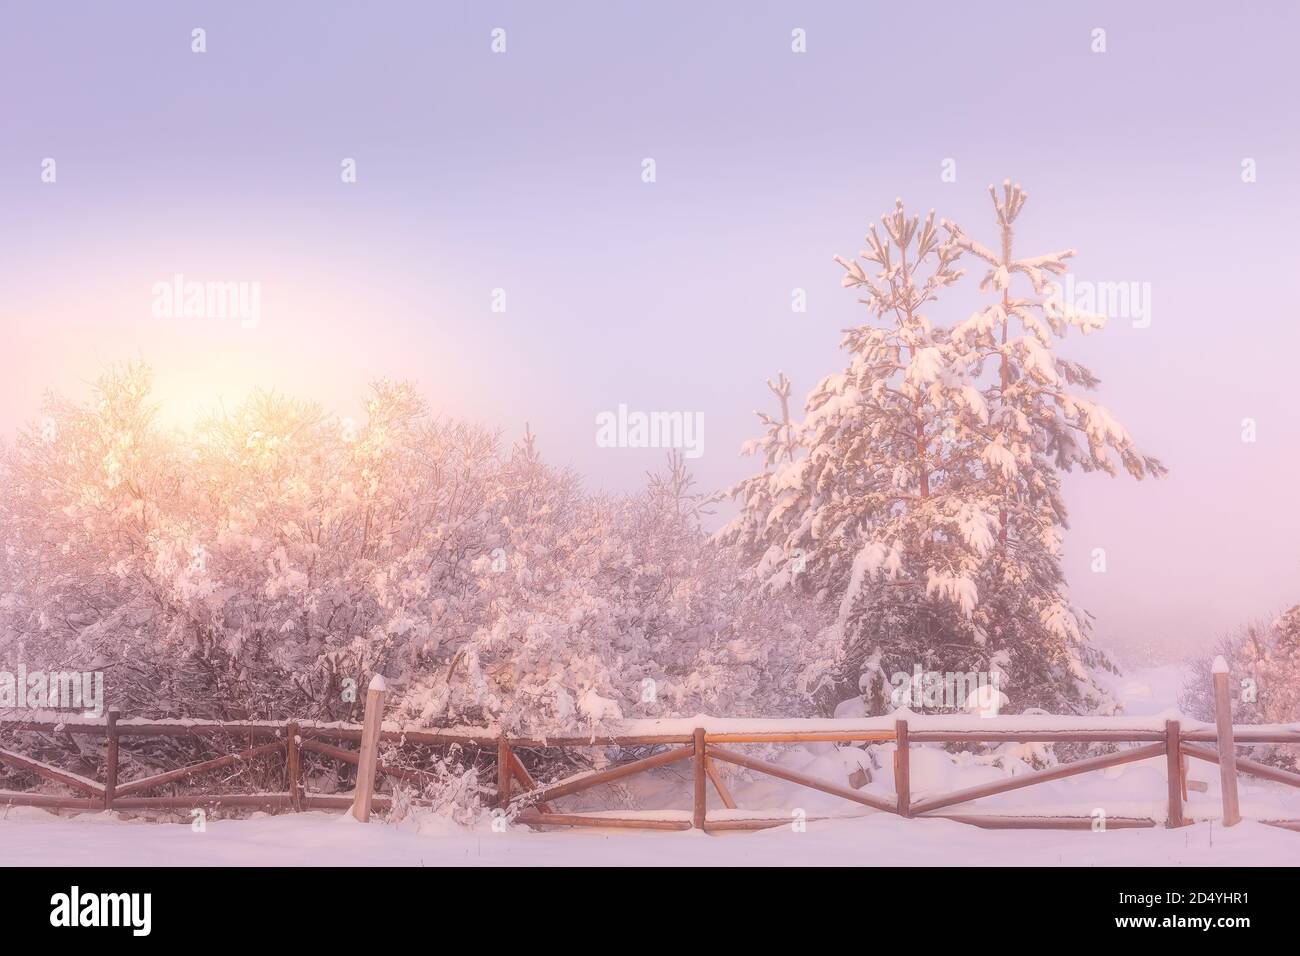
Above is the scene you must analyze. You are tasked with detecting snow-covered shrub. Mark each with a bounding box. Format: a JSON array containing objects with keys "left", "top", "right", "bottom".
[{"left": 380, "top": 745, "right": 486, "bottom": 828}]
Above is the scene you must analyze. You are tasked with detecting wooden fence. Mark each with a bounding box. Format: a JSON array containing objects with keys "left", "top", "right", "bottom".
[{"left": 2, "top": 667, "right": 1298, "bottom": 833}]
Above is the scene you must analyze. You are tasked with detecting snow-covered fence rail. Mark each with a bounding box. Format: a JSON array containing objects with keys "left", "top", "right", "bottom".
[{"left": 2, "top": 681, "right": 1298, "bottom": 832}]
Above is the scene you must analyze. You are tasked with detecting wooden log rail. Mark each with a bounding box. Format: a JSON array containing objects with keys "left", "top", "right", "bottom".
[
  {"left": 2, "top": 701, "right": 1298, "bottom": 833},
  {"left": 0, "top": 747, "right": 105, "bottom": 797},
  {"left": 706, "top": 743, "right": 897, "bottom": 813},
  {"left": 112, "top": 740, "right": 287, "bottom": 798},
  {"left": 907, "top": 742, "right": 1168, "bottom": 817},
  {"left": 1181, "top": 743, "right": 1300, "bottom": 789}
]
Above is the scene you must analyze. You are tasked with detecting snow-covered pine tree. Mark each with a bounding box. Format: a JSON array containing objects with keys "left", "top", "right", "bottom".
[
  {"left": 722, "top": 187, "right": 1163, "bottom": 716},
  {"left": 941, "top": 182, "right": 1165, "bottom": 711},
  {"left": 721, "top": 200, "right": 986, "bottom": 711},
  {"left": 714, "top": 371, "right": 810, "bottom": 593}
]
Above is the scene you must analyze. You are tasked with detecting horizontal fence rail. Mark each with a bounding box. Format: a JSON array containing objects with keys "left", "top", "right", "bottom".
[{"left": 2, "top": 693, "right": 1298, "bottom": 833}]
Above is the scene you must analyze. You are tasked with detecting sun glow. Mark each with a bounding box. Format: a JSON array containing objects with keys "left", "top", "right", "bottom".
[{"left": 148, "top": 364, "right": 264, "bottom": 432}]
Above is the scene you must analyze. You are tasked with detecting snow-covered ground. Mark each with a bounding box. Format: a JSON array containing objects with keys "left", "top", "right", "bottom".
[
  {"left": 3, "top": 664, "right": 1298, "bottom": 866},
  {"left": 2, "top": 804, "right": 1296, "bottom": 867},
  {"left": 1095, "top": 662, "right": 1192, "bottom": 718}
]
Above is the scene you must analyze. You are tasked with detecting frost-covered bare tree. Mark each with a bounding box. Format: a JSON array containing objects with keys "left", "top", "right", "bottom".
[
  {"left": 1181, "top": 608, "right": 1300, "bottom": 770},
  {"left": 721, "top": 186, "right": 1163, "bottom": 715},
  {"left": 0, "top": 363, "right": 831, "bottom": 737}
]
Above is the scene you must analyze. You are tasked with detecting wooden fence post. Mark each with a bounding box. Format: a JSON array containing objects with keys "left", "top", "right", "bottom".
[
  {"left": 285, "top": 720, "right": 302, "bottom": 812},
  {"left": 103, "top": 708, "right": 120, "bottom": 811},
  {"left": 1164, "top": 719, "right": 1184, "bottom": 828},
  {"left": 497, "top": 734, "right": 512, "bottom": 810},
  {"left": 693, "top": 727, "right": 707, "bottom": 829},
  {"left": 1211, "top": 657, "right": 1241, "bottom": 827},
  {"left": 351, "top": 675, "right": 388, "bottom": 823},
  {"left": 895, "top": 719, "right": 911, "bottom": 817}
]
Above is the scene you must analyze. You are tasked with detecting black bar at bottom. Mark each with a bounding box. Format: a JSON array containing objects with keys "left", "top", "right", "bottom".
[{"left": 0, "top": 865, "right": 1283, "bottom": 942}]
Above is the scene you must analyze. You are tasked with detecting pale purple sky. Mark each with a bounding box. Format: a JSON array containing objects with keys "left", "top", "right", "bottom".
[{"left": 3, "top": 1, "right": 1298, "bottom": 659}]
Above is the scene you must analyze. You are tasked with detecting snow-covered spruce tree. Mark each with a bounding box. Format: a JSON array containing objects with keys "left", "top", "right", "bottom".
[
  {"left": 940, "top": 183, "right": 1164, "bottom": 711},
  {"left": 721, "top": 188, "right": 1163, "bottom": 716}
]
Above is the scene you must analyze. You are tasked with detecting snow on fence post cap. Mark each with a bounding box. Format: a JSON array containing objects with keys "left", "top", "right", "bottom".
[
  {"left": 1212, "top": 656, "right": 1229, "bottom": 675},
  {"left": 368, "top": 674, "right": 388, "bottom": 692}
]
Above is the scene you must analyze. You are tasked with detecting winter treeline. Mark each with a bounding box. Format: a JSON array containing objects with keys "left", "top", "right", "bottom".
[
  {"left": 2, "top": 182, "right": 1171, "bottom": 732},
  {"left": 722, "top": 183, "right": 1164, "bottom": 716},
  {"left": 0, "top": 364, "right": 830, "bottom": 734}
]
